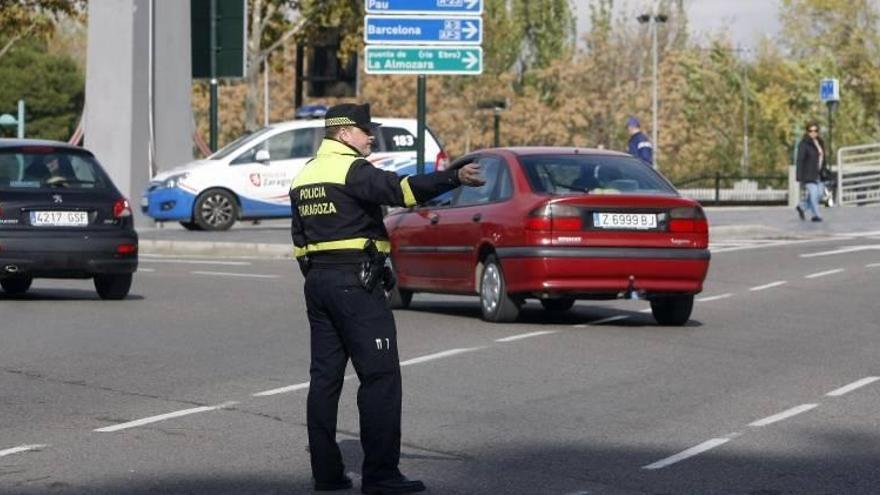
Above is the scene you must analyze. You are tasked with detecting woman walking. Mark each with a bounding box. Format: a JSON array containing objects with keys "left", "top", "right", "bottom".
[{"left": 795, "top": 121, "right": 827, "bottom": 222}]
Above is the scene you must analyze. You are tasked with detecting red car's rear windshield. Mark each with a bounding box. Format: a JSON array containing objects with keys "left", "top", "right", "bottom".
[
  {"left": 520, "top": 154, "right": 677, "bottom": 196},
  {"left": 0, "top": 147, "right": 112, "bottom": 191}
]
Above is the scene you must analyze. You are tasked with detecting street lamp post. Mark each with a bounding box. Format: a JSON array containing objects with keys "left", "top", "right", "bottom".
[{"left": 637, "top": 5, "right": 667, "bottom": 168}]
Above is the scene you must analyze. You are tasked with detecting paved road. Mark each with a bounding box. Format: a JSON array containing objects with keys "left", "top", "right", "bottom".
[
  {"left": 136, "top": 205, "right": 880, "bottom": 258},
  {"left": 2, "top": 230, "right": 879, "bottom": 493}
]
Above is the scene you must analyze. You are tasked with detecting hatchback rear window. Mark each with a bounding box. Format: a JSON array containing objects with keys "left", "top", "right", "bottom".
[
  {"left": 0, "top": 148, "right": 112, "bottom": 190},
  {"left": 520, "top": 154, "right": 676, "bottom": 196}
]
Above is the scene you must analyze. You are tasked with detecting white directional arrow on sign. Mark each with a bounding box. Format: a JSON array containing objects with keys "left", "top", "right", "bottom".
[
  {"left": 462, "top": 21, "right": 478, "bottom": 39},
  {"left": 463, "top": 51, "right": 479, "bottom": 69},
  {"left": 465, "top": 0, "right": 480, "bottom": 9}
]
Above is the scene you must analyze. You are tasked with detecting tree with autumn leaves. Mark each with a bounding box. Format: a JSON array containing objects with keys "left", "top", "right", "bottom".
[{"left": 4, "top": 0, "right": 880, "bottom": 184}]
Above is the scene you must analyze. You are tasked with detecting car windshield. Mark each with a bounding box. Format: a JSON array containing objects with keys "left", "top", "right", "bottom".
[
  {"left": 0, "top": 147, "right": 112, "bottom": 190},
  {"left": 520, "top": 154, "right": 677, "bottom": 196},
  {"left": 209, "top": 127, "right": 274, "bottom": 160}
]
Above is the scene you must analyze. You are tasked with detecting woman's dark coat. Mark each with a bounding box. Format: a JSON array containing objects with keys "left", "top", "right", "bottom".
[{"left": 796, "top": 136, "right": 825, "bottom": 183}]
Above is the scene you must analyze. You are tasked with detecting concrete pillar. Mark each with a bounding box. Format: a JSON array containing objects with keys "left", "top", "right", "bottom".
[{"left": 84, "top": 0, "right": 193, "bottom": 225}]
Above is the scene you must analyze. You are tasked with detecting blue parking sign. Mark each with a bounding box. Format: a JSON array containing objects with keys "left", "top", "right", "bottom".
[{"left": 820, "top": 78, "right": 839, "bottom": 102}]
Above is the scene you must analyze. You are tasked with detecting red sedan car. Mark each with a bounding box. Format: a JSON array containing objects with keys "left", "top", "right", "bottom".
[{"left": 384, "top": 147, "right": 710, "bottom": 325}]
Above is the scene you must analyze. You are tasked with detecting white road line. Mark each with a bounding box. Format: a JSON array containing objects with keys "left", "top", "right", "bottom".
[
  {"left": 867, "top": 263, "right": 880, "bottom": 268},
  {"left": 190, "top": 271, "right": 279, "bottom": 279},
  {"left": 94, "top": 402, "right": 238, "bottom": 432},
  {"left": 800, "top": 245, "right": 880, "bottom": 258},
  {"left": 638, "top": 308, "right": 653, "bottom": 313},
  {"left": 749, "top": 281, "right": 787, "bottom": 292},
  {"left": 253, "top": 381, "right": 310, "bottom": 397},
  {"left": 748, "top": 403, "right": 819, "bottom": 427},
  {"left": 400, "top": 347, "right": 484, "bottom": 367},
  {"left": 591, "top": 315, "right": 631, "bottom": 325},
  {"left": 805, "top": 268, "right": 844, "bottom": 279},
  {"left": 696, "top": 293, "right": 733, "bottom": 302},
  {"left": 496, "top": 331, "right": 558, "bottom": 342},
  {"left": 138, "top": 268, "right": 156, "bottom": 273},
  {"left": 140, "top": 259, "right": 251, "bottom": 266},
  {"left": 0, "top": 444, "right": 48, "bottom": 458},
  {"left": 826, "top": 377, "right": 880, "bottom": 397},
  {"left": 642, "top": 437, "right": 731, "bottom": 470}
]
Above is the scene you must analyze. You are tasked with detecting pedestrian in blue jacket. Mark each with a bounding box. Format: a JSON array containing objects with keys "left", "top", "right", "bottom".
[{"left": 626, "top": 116, "right": 654, "bottom": 166}]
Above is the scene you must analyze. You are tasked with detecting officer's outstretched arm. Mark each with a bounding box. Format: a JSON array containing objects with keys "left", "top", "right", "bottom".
[{"left": 346, "top": 160, "right": 462, "bottom": 207}]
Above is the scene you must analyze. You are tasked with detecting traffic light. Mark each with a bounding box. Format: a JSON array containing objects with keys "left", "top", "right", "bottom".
[{"left": 306, "top": 29, "right": 356, "bottom": 97}]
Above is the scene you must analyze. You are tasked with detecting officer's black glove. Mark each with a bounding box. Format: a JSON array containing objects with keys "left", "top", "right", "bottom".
[
  {"left": 297, "top": 256, "right": 311, "bottom": 277},
  {"left": 382, "top": 265, "right": 396, "bottom": 292}
]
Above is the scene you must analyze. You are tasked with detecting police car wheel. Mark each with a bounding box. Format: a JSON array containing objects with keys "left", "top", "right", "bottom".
[
  {"left": 1, "top": 276, "right": 33, "bottom": 295},
  {"left": 479, "top": 255, "right": 521, "bottom": 323},
  {"left": 179, "top": 221, "right": 203, "bottom": 231},
  {"left": 194, "top": 189, "right": 238, "bottom": 231}
]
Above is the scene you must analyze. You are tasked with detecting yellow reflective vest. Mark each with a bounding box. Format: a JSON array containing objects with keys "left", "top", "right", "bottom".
[{"left": 290, "top": 138, "right": 460, "bottom": 259}]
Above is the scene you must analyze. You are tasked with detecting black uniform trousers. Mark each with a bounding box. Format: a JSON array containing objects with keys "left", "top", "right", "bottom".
[{"left": 304, "top": 265, "right": 403, "bottom": 485}]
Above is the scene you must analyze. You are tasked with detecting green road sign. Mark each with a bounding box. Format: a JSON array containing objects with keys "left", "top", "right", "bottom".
[
  {"left": 365, "top": 46, "right": 482, "bottom": 75},
  {"left": 191, "top": 0, "right": 246, "bottom": 79}
]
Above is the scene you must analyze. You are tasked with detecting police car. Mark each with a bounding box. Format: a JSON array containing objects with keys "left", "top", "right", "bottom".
[{"left": 142, "top": 117, "right": 447, "bottom": 230}]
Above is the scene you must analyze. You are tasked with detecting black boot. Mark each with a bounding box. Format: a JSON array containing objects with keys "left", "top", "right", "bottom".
[
  {"left": 315, "top": 475, "right": 353, "bottom": 491},
  {"left": 361, "top": 476, "right": 426, "bottom": 494}
]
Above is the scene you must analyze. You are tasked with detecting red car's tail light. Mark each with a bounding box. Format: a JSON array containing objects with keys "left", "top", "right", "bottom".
[
  {"left": 526, "top": 203, "right": 582, "bottom": 231},
  {"left": 113, "top": 198, "right": 132, "bottom": 218},
  {"left": 435, "top": 150, "right": 449, "bottom": 171},
  {"left": 668, "top": 207, "right": 708, "bottom": 233},
  {"left": 116, "top": 243, "right": 137, "bottom": 255}
]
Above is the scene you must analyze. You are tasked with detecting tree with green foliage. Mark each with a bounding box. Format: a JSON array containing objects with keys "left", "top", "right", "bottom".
[
  {"left": 0, "top": 0, "right": 83, "bottom": 60},
  {"left": 0, "top": 39, "right": 83, "bottom": 140}
]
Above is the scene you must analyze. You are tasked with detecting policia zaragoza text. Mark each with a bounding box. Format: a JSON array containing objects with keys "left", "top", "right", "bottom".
[{"left": 289, "top": 103, "right": 484, "bottom": 494}]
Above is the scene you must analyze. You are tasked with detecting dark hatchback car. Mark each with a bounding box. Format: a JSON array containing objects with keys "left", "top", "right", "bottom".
[
  {"left": 384, "top": 147, "right": 710, "bottom": 325},
  {"left": 0, "top": 140, "right": 137, "bottom": 299}
]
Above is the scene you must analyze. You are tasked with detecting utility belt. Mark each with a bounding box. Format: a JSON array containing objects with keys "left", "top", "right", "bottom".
[{"left": 300, "top": 240, "right": 395, "bottom": 291}]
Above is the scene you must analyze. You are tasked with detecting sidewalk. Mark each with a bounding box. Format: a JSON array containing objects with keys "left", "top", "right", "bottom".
[{"left": 137, "top": 205, "right": 880, "bottom": 259}]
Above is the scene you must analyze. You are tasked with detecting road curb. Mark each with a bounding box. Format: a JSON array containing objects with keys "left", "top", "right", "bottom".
[{"left": 140, "top": 240, "right": 292, "bottom": 259}]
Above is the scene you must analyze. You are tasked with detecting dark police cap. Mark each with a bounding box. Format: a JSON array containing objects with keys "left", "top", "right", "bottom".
[{"left": 324, "top": 103, "right": 382, "bottom": 131}]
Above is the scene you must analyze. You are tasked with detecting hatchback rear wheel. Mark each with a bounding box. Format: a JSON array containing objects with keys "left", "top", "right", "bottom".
[
  {"left": 94, "top": 274, "right": 132, "bottom": 300},
  {"left": 194, "top": 189, "right": 238, "bottom": 231},
  {"left": 650, "top": 294, "right": 694, "bottom": 326},
  {"left": 480, "top": 255, "right": 521, "bottom": 322},
  {"left": 1, "top": 276, "right": 33, "bottom": 295}
]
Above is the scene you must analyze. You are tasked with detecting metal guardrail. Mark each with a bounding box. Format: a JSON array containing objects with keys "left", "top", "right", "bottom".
[
  {"left": 675, "top": 173, "right": 788, "bottom": 206},
  {"left": 836, "top": 143, "right": 880, "bottom": 206}
]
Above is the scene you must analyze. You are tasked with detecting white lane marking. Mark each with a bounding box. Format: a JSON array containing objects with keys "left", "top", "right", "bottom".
[
  {"left": 800, "top": 245, "right": 880, "bottom": 258},
  {"left": 805, "top": 268, "right": 844, "bottom": 279},
  {"left": 0, "top": 444, "right": 48, "bottom": 457},
  {"left": 572, "top": 315, "right": 630, "bottom": 328},
  {"left": 190, "top": 271, "right": 280, "bottom": 279},
  {"left": 140, "top": 259, "right": 251, "bottom": 266},
  {"left": 749, "top": 280, "right": 787, "bottom": 292},
  {"left": 867, "top": 263, "right": 880, "bottom": 268},
  {"left": 400, "top": 347, "right": 484, "bottom": 367},
  {"left": 638, "top": 308, "right": 653, "bottom": 313},
  {"left": 138, "top": 268, "right": 156, "bottom": 273},
  {"left": 496, "top": 331, "right": 558, "bottom": 342},
  {"left": 696, "top": 293, "right": 733, "bottom": 302},
  {"left": 826, "top": 377, "right": 880, "bottom": 397},
  {"left": 94, "top": 401, "right": 238, "bottom": 432},
  {"left": 642, "top": 437, "right": 731, "bottom": 470},
  {"left": 591, "top": 315, "right": 630, "bottom": 325},
  {"left": 253, "top": 381, "right": 310, "bottom": 397},
  {"left": 748, "top": 403, "right": 819, "bottom": 427}
]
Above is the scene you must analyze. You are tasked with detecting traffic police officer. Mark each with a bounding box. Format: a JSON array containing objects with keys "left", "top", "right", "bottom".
[{"left": 290, "top": 103, "right": 483, "bottom": 494}]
